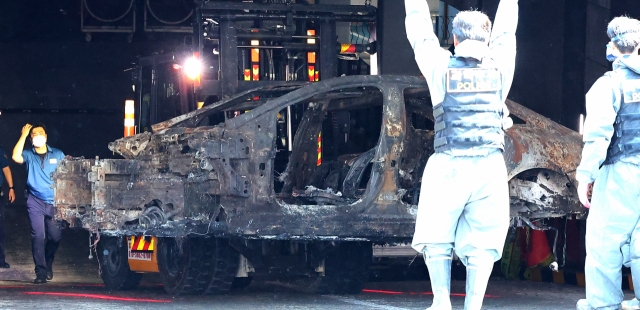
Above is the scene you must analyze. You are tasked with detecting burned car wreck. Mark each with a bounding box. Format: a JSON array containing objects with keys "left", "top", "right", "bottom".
[{"left": 53, "top": 75, "right": 585, "bottom": 295}]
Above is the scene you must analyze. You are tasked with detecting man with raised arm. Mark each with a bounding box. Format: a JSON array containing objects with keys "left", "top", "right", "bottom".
[
  {"left": 12, "top": 123, "right": 65, "bottom": 284},
  {"left": 405, "top": 0, "right": 518, "bottom": 309}
]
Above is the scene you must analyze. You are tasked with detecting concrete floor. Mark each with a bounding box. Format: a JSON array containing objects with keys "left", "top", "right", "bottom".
[
  {"left": 0, "top": 277, "right": 633, "bottom": 310},
  {"left": 0, "top": 202, "right": 633, "bottom": 309}
]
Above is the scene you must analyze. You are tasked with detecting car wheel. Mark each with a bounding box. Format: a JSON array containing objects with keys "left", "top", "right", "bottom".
[{"left": 97, "top": 237, "right": 142, "bottom": 290}]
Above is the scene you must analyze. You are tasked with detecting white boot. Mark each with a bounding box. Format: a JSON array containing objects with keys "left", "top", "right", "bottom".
[
  {"left": 576, "top": 299, "right": 594, "bottom": 310},
  {"left": 626, "top": 256, "right": 640, "bottom": 310},
  {"left": 425, "top": 257, "right": 452, "bottom": 310},
  {"left": 464, "top": 265, "right": 493, "bottom": 310},
  {"left": 622, "top": 298, "right": 640, "bottom": 310}
]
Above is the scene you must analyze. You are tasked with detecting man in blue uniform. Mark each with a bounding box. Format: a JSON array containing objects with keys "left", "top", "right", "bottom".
[
  {"left": 575, "top": 17, "right": 640, "bottom": 310},
  {"left": 405, "top": 1, "right": 518, "bottom": 309},
  {"left": 12, "top": 123, "right": 64, "bottom": 284},
  {"left": 0, "top": 147, "right": 15, "bottom": 269}
]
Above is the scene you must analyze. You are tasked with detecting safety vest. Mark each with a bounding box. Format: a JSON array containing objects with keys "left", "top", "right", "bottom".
[
  {"left": 433, "top": 57, "right": 505, "bottom": 153},
  {"left": 603, "top": 69, "right": 640, "bottom": 165}
]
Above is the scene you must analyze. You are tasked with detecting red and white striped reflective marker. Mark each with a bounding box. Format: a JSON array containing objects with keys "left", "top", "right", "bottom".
[{"left": 124, "top": 100, "right": 135, "bottom": 137}]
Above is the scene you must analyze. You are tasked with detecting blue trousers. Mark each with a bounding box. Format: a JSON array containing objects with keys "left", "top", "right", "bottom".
[{"left": 26, "top": 194, "right": 61, "bottom": 277}]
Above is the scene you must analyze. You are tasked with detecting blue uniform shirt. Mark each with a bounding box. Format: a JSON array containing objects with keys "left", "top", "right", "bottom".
[
  {"left": 0, "top": 147, "right": 9, "bottom": 187},
  {"left": 22, "top": 145, "right": 64, "bottom": 204}
]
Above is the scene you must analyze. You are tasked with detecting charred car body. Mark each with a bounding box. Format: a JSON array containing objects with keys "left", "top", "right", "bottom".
[{"left": 54, "top": 75, "right": 584, "bottom": 295}]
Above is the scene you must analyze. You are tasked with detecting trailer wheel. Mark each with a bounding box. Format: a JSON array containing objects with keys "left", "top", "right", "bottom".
[
  {"left": 308, "top": 241, "right": 372, "bottom": 294},
  {"left": 204, "top": 238, "right": 240, "bottom": 294},
  {"left": 97, "top": 237, "right": 142, "bottom": 290},
  {"left": 157, "top": 237, "right": 215, "bottom": 295},
  {"left": 231, "top": 277, "right": 253, "bottom": 291}
]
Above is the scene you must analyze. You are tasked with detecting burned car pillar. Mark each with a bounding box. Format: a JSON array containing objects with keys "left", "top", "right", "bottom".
[{"left": 362, "top": 85, "right": 407, "bottom": 215}]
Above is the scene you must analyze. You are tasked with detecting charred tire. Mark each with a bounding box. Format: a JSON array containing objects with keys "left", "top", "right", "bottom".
[
  {"left": 309, "top": 241, "right": 372, "bottom": 294},
  {"left": 307, "top": 161, "right": 341, "bottom": 190},
  {"left": 157, "top": 237, "right": 215, "bottom": 295},
  {"left": 97, "top": 237, "right": 142, "bottom": 291},
  {"left": 204, "top": 238, "right": 241, "bottom": 295},
  {"left": 231, "top": 277, "right": 253, "bottom": 291}
]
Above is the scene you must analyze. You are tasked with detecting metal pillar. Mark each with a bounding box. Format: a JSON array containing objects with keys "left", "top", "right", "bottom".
[
  {"left": 319, "top": 19, "right": 338, "bottom": 80},
  {"left": 219, "top": 18, "right": 239, "bottom": 99}
]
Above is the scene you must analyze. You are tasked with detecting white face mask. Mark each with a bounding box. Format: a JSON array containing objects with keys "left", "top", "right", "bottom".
[{"left": 32, "top": 136, "right": 47, "bottom": 148}]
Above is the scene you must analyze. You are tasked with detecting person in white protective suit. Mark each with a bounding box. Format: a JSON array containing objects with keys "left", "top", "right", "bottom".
[
  {"left": 576, "top": 16, "right": 640, "bottom": 310},
  {"left": 405, "top": 0, "right": 518, "bottom": 309}
]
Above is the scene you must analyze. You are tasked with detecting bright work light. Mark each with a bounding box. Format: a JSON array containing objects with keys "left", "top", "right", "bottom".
[{"left": 183, "top": 57, "right": 202, "bottom": 80}]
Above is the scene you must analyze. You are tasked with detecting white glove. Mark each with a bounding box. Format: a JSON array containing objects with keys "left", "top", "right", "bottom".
[
  {"left": 502, "top": 116, "right": 513, "bottom": 130},
  {"left": 577, "top": 182, "right": 592, "bottom": 209}
]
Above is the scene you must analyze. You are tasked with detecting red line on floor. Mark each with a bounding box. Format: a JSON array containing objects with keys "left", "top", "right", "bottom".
[
  {"left": 361, "top": 289, "right": 404, "bottom": 295},
  {"left": 362, "top": 289, "right": 498, "bottom": 298},
  {"left": 23, "top": 292, "right": 172, "bottom": 303}
]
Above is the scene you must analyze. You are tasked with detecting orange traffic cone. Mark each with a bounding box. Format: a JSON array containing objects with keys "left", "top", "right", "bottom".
[{"left": 527, "top": 229, "right": 555, "bottom": 267}]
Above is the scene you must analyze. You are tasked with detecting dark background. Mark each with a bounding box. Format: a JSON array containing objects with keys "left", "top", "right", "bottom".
[
  {"left": 0, "top": 1, "right": 186, "bottom": 204},
  {"left": 0, "top": 0, "right": 634, "bottom": 280},
  {"left": 0, "top": 0, "right": 636, "bottom": 202}
]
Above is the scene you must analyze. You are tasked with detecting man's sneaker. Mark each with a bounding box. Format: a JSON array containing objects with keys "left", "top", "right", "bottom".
[
  {"left": 33, "top": 275, "right": 47, "bottom": 284},
  {"left": 0, "top": 262, "right": 10, "bottom": 268},
  {"left": 46, "top": 269, "right": 53, "bottom": 281},
  {"left": 622, "top": 298, "right": 640, "bottom": 310},
  {"left": 576, "top": 299, "right": 594, "bottom": 310}
]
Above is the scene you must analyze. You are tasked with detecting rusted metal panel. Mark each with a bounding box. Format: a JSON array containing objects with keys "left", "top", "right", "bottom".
[
  {"left": 53, "top": 159, "right": 95, "bottom": 228},
  {"left": 504, "top": 100, "right": 583, "bottom": 177},
  {"left": 54, "top": 75, "right": 585, "bottom": 240}
]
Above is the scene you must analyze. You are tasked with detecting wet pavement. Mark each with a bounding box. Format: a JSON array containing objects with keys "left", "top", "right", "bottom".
[{"left": 0, "top": 277, "right": 633, "bottom": 309}]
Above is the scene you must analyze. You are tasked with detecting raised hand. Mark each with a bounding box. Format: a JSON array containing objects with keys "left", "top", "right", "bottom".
[{"left": 21, "top": 124, "right": 33, "bottom": 137}]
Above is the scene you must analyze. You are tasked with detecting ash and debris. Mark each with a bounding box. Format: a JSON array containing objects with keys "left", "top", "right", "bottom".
[{"left": 305, "top": 185, "right": 342, "bottom": 197}]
